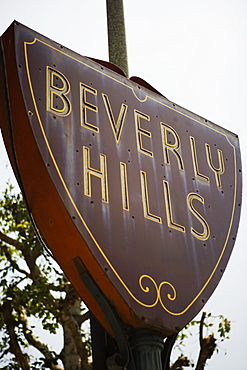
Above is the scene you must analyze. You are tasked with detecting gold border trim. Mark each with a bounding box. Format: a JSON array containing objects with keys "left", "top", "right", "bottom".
[{"left": 23, "top": 38, "right": 238, "bottom": 316}]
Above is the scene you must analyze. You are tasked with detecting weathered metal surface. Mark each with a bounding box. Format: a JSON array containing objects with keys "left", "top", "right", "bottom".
[{"left": 0, "top": 22, "right": 242, "bottom": 336}]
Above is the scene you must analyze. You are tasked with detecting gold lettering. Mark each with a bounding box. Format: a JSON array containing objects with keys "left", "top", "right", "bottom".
[
  {"left": 190, "top": 136, "right": 210, "bottom": 182},
  {"left": 134, "top": 110, "right": 153, "bottom": 157},
  {"left": 46, "top": 67, "right": 71, "bottom": 116},
  {"left": 102, "top": 94, "right": 128, "bottom": 143},
  {"left": 140, "top": 171, "right": 162, "bottom": 223},
  {"left": 205, "top": 144, "right": 225, "bottom": 188},
  {"left": 160, "top": 123, "right": 184, "bottom": 170},
  {"left": 80, "top": 83, "right": 99, "bottom": 132},
  {"left": 163, "top": 180, "right": 185, "bottom": 233},
  {"left": 120, "top": 162, "right": 129, "bottom": 211},
  {"left": 83, "top": 146, "right": 108, "bottom": 202},
  {"left": 187, "top": 193, "right": 210, "bottom": 240}
]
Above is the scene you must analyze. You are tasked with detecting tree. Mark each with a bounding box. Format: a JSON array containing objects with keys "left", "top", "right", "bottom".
[
  {"left": 171, "top": 311, "right": 231, "bottom": 369},
  {"left": 0, "top": 185, "right": 231, "bottom": 369},
  {"left": 0, "top": 184, "right": 91, "bottom": 370}
]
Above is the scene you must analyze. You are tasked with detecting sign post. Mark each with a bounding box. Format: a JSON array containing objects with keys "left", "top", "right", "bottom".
[
  {"left": 106, "top": 0, "right": 129, "bottom": 77},
  {"left": 107, "top": 2, "right": 172, "bottom": 368},
  {"left": 105, "top": 3, "right": 178, "bottom": 367},
  {"left": 0, "top": 22, "right": 242, "bottom": 369}
]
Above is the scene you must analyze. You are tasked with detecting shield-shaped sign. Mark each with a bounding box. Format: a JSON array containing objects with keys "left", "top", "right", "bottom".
[{"left": 0, "top": 22, "right": 242, "bottom": 336}]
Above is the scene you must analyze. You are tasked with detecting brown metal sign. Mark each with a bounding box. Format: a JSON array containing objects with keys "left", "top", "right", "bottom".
[{"left": 0, "top": 22, "right": 242, "bottom": 336}]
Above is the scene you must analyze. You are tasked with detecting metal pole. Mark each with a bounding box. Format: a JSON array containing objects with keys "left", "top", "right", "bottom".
[
  {"left": 106, "top": 0, "right": 129, "bottom": 77},
  {"left": 105, "top": 3, "right": 172, "bottom": 369},
  {"left": 128, "top": 329, "right": 164, "bottom": 370}
]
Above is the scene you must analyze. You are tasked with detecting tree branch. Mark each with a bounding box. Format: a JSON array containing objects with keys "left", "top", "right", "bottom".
[
  {"left": 60, "top": 286, "right": 91, "bottom": 369},
  {"left": 170, "top": 355, "right": 190, "bottom": 369},
  {"left": 0, "top": 230, "right": 27, "bottom": 250},
  {"left": 0, "top": 231, "right": 59, "bottom": 312},
  {"left": 0, "top": 241, "right": 30, "bottom": 277},
  {"left": 195, "top": 312, "right": 217, "bottom": 370},
  {"left": 199, "top": 312, "right": 206, "bottom": 346},
  {"left": 1, "top": 300, "right": 30, "bottom": 370},
  {"left": 75, "top": 310, "right": 90, "bottom": 326},
  {"left": 18, "top": 306, "right": 63, "bottom": 370},
  {"left": 0, "top": 230, "right": 42, "bottom": 281}
]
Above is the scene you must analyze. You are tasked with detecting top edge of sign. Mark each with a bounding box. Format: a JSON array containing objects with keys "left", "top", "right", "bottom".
[{"left": 1, "top": 21, "right": 240, "bottom": 143}]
